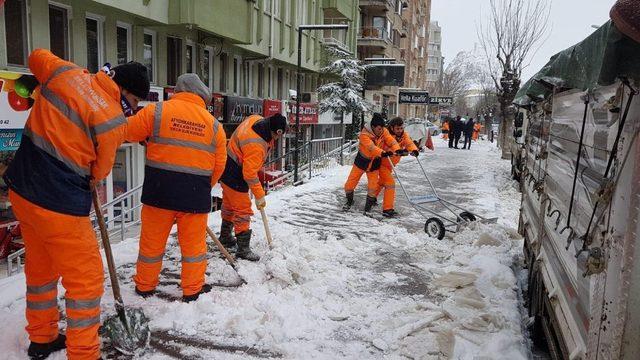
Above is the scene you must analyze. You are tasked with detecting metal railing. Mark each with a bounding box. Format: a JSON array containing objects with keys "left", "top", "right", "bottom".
[
  {"left": 262, "top": 137, "right": 358, "bottom": 192},
  {"left": 358, "top": 26, "right": 390, "bottom": 41},
  {"left": 90, "top": 184, "right": 144, "bottom": 244}
]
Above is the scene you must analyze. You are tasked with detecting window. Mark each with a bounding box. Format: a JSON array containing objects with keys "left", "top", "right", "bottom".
[
  {"left": 277, "top": 67, "right": 283, "bottom": 99},
  {"left": 4, "top": 0, "right": 28, "bottom": 66},
  {"left": 267, "top": 66, "right": 273, "bottom": 98},
  {"left": 186, "top": 43, "right": 195, "bottom": 73},
  {"left": 116, "top": 22, "right": 132, "bottom": 65},
  {"left": 263, "top": 0, "right": 271, "bottom": 12},
  {"left": 49, "top": 4, "right": 70, "bottom": 60},
  {"left": 167, "top": 37, "right": 182, "bottom": 86},
  {"left": 372, "top": 16, "right": 385, "bottom": 39},
  {"left": 220, "top": 53, "right": 228, "bottom": 91},
  {"left": 203, "top": 48, "right": 212, "bottom": 88},
  {"left": 395, "top": 0, "right": 402, "bottom": 14},
  {"left": 245, "top": 62, "right": 252, "bottom": 96},
  {"left": 86, "top": 16, "right": 104, "bottom": 73},
  {"left": 233, "top": 57, "right": 240, "bottom": 94},
  {"left": 299, "top": 0, "right": 307, "bottom": 25},
  {"left": 273, "top": 0, "right": 280, "bottom": 17},
  {"left": 285, "top": 0, "right": 291, "bottom": 24},
  {"left": 143, "top": 30, "right": 156, "bottom": 83},
  {"left": 257, "top": 64, "right": 264, "bottom": 98}
]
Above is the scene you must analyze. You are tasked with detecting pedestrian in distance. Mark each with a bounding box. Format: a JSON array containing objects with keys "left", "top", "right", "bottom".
[
  {"left": 463, "top": 117, "right": 475, "bottom": 149},
  {"left": 374, "top": 117, "right": 419, "bottom": 217},
  {"left": 442, "top": 119, "right": 450, "bottom": 142},
  {"left": 3, "top": 49, "right": 150, "bottom": 360},
  {"left": 453, "top": 116, "right": 463, "bottom": 149},
  {"left": 343, "top": 113, "right": 401, "bottom": 213},
  {"left": 125, "top": 73, "right": 227, "bottom": 303},
  {"left": 219, "top": 113, "right": 287, "bottom": 261}
]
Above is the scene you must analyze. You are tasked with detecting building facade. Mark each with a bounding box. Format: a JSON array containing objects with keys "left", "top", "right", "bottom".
[
  {"left": 425, "top": 20, "right": 443, "bottom": 93},
  {"left": 0, "top": 0, "right": 358, "bottom": 218},
  {"left": 356, "top": 0, "right": 431, "bottom": 120}
]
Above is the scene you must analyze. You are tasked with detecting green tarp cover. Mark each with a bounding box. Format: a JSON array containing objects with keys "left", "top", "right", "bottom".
[{"left": 514, "top": 20, "right": 640, "bottom": 106}]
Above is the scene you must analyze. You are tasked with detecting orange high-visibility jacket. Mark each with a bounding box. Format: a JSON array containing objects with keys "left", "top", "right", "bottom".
[
  {"left": 3, "top": 49, "right": 127, "bottom": 216},
  {"left": 353, "top": 124, "right": 400, "bottom": 172},
  {"left": 381, "top": 131, "right": 419, "bottom": 166},
  {"left": 126, "top": 92, "right": 226, "bottom": 213},
  {"left": 220, "top": 115, "right": 272, "bottom": 200}
]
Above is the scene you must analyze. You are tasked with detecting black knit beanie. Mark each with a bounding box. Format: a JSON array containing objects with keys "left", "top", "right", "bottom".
[
  {"left": 268, "top": 113, "right": 287, "bottom": 133},
  {"left": 371, "top": 112, "right": 385, "bottom": 127},
  {"left": 111, "top": 62, "right": 150, "bottom": 99}
]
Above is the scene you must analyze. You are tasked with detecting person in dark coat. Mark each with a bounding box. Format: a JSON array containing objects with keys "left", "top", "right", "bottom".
[
  {"left": 447, "top": 118, "right": 455, "bottom": 148},
  {"left": 453, "top": 116, "right": 463, "bottom": 149},
  {"left": 463, "top": 117, "right": 475, "bottom": 149}
]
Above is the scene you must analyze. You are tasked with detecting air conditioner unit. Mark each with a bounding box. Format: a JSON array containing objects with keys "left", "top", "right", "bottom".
[{"left": 300, "top": 92, "right": 318, "bottom": 103}]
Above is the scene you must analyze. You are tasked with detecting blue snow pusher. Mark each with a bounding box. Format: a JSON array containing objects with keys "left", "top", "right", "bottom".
[{"left": 388, "top": 157, "right": 498, "bottom": 240}]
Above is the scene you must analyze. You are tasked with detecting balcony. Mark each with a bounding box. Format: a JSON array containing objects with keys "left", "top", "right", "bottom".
[
  {"left": 359, "top": 0, "right": 394, "bottom": 12},
  {"left": 357, "top": 26, "right": 391, "bottom": 50}
]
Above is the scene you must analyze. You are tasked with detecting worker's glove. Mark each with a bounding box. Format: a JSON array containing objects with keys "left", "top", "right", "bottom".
[
  {"left": 395, "top": 149, "right": 409, "bottom": 156},
  {"left": 411, "top": 150, "right": 420, "bottom": 157},
  {"left": 255, "top": 197, "right": 266, "bottom": 210},
  {"left": 381, "top": 151, "right": 394, "bottom": 157}
]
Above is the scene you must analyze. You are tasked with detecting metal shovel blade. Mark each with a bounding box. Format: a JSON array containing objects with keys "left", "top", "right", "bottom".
[{"left": 102, "top": 307, "right": 151, "bottom": 356}]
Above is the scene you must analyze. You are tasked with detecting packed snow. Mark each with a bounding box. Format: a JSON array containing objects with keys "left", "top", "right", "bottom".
[{"left": 0, "top": 137, "right": 528, "bottom": 359}]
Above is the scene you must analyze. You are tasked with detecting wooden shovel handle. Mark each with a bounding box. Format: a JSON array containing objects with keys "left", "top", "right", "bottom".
[{"left": 206, "top": 226, "right": 237, "bottom": 267}]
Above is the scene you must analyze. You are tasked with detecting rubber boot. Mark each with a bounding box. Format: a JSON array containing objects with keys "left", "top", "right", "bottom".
[
  {"left": 182, "top": 284, "right": 212, "bottom": 303},
  {"left": 219, "top": 219, "right": 237, "bottom": 252},
  {"left": 236, "top": 230, "right": 260, "bottom": 261},
  {"left": 382, "top": 209, "right": 397, "bottom": 218},
  {"left": 363, "top": 196, "right": 376, "bottom": 213},
  {"left": 28, "top": 334, "right": 66, "bottom": 360},
  {"left": 135, "top": 286, "right": 155, "bottom": 298},
  {"left": 342, "top": 192, "right": 354, "bottom": 211}
]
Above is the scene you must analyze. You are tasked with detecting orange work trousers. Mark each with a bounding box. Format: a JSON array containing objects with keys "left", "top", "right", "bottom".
[
  {"left": 220, "top": 184, "right": 253, "bottom": 234},
  {"left": 344, "top": 165, "right": 379, "bottom": 197},
  {"left": 375, "top": 164, "right": 396, "bottom": 211},
  {"left": 134, "top": 205, "right": 208, "bottom": 296},
  {"left": 10, "top": 190, "right": 103, "bottom": 360}
]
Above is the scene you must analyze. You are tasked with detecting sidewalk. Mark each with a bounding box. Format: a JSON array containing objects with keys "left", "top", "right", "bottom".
[{"left": 0, "top": 138, "right": 528, "bottom": 359}]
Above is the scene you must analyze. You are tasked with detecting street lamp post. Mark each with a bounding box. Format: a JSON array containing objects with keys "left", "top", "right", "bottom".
[{"left": 293, "top": 24, "right": 349, "bottom": 185}]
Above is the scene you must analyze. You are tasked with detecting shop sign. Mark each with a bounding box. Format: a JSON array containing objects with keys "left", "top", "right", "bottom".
[
  {"left": 398, "top": 90, "right": 430, "bottom": 104},
  {"left": 263, "top": 99, "right": 284, "bottom": 117},
  {"left": 0, "top": 129, "right": 22, "bottom": 151},
  {"left": 429, "top": 96, "right": 453, "bottom": 105},
  {"left": 0, "top": 70, "right": 36, "bottom": 130},
  {"left": 207, "top": 93, "right": 225, "bottom": 121},
  {"left": 224, "top": 96, "right": 263, "bottom": 124},
  {"left": 286, "top": 102, "right": 318, "bottom": 124}
]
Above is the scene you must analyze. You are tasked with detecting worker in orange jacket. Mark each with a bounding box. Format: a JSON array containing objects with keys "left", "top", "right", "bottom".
[
  {"left": 219, "top": 113, "right": 287, "bottom": 261},
  {"left": 343, "top": 113, "right": 400, "bottom": 213},
  {"left": 3, "top": 49, "right": 149, "bottom": 360},
  {"left": 375, "top": 117, "right": 419, "bottom": 217},
  {"left": 125, "top": 74, "right": 226, "bottom": 302},
  {"left": 472, "top": 122, "right": 482, "bottom": 141},
  {"left": 442, "top": 120, "right": 449, "bottom": 140}
]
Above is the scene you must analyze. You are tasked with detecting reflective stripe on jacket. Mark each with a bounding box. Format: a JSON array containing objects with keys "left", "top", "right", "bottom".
[
  {"left": 3, "top": 49, "right": 126, "bottom": 216},
  {"left": 220, "top": 115, "right": 271, "bottom": 199},
  {"left": 125, "top": 92, "right": 227, "bottom": 213},
  {"left": 353, "top": 125, "right": 400, "bottom": 171}
]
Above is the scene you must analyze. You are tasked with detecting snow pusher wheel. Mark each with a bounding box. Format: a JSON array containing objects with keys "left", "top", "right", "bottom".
[
  {"left": 424, "top": 218, "right": 445, "bottom": 240},
  {"left": 459, "top": 211, "right": 477, "bottom": 222}
]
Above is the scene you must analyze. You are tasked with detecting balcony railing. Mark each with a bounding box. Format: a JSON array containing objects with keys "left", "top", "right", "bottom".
[
  {"left": 358, "top": 26, "right": 390, "bottom": 41},
  {"left": 359, "top": 0, "right": 394, "bottom": 10}
]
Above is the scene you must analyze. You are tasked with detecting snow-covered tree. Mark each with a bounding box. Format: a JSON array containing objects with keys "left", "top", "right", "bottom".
[{"left": 317, "top": 46, "right": 371, "bottom": 127}]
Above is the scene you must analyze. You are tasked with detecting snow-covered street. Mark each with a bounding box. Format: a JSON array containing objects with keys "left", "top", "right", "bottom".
[{"left": 0, "top": 138, "right": 528, "bottom": 359}]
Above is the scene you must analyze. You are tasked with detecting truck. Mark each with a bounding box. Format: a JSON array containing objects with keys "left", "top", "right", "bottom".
[{"left": 513, "top": 19, "right": 640, "bottom": 359}]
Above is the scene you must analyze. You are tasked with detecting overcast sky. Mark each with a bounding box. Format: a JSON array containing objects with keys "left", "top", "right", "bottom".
[{"left": 431, "top": 0, "right": 617, "bottom": 82}]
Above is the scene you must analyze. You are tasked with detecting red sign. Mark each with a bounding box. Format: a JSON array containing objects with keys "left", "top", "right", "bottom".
[
  {"left": 263, "top": 99, "right": 283, "bottom": 117},
  {"left": 207, "top": 93, "right": 225, "bottom": 120},
  {"left": 287, "top": 102, "right": 318, "bottom": 124}
]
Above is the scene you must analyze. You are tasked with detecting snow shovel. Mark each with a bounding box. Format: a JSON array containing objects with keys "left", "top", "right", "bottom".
[
  {"left": 205, "top": 226, "right": 246, "bottom": 285},
  {"left": 91, "top": 188, "right": 150, "bottom": 355},
  {"left": 259, "top": 208, "right": 273, "bottom": 249}
]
